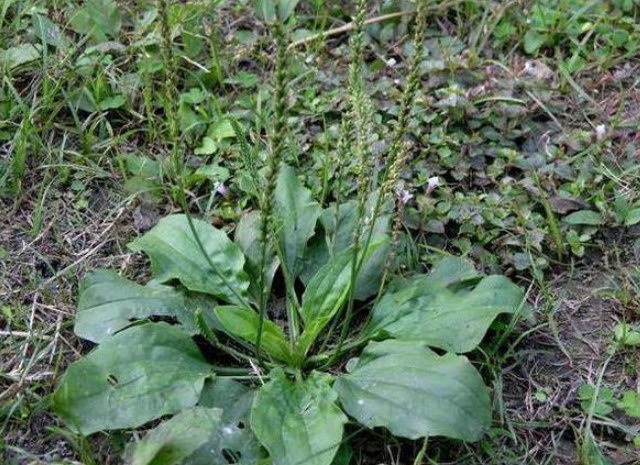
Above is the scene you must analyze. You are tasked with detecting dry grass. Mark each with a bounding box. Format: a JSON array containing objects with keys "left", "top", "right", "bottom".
[{"left": 0, "top": 179, "right": 150, "bottom": 464}]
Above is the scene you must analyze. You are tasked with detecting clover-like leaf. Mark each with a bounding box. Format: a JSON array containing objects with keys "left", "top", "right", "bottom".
[
  {"left": 577, "top": 384, "right": 615, "bottom": 416},
  {"left": 617, "top": 390, "right": 640, "bottom": 418},
  {"left": 251, "top": 369, "right": 347, "bottom": 465},
  {"left": 129, "top": 214, "right": 250, "bottom": 306},
  {"left": 334, "top": 340, "right": 491, "bottom": 442},
  {"left": 367, "top": 256, "right": 524, "bottom": 353},
  {"left": 53, "top": 323, "right": 211, "bottom": 435}
]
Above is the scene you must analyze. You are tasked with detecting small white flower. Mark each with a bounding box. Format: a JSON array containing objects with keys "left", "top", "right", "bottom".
[
  {"left": 426, "top": 176, "right": 439, "bottom": 194},
  {"left": 595, "top": 124, "right": 606, "bottom": 141},
  {"left": 386, "top": 58, "right": 397, "bottom": 68}
]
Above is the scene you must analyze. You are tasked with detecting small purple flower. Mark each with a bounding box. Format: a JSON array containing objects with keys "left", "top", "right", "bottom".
[
  {"left": 215, "top": 183, "right": 228, "bottom": 197},
  {"left": 426, "top": 176, "right": 439, "bottom": 194},
  {"left": 400, "top": 189, "right": 413, "bottom": 205}
]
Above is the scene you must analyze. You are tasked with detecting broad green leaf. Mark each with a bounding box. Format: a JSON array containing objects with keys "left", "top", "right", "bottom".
[
  {"left": 334, "top": 340, "right": 491, "bottom": 442},
  {"left": 235, "top": 211, "right": 279, "bottom": 301},
  {"left": 213, "top": 306, "right": 292, "bottom": 363},
  {"left": 300, "top": 251, "right": 353, "bottom": 326},
  {"left": 0, "top": 44, "right": 41, "bottom": 69},
  {"left": 577, "top": 384, "right": 614, "bottom": 416},
  {"left": 74, "top": 269, "right": 191, "bottom": 343},
  {"left": 193, "top": 165, "right": 230, "bottom": 184},
  {"left": 419, "top": 255, "right": 481, "bottom": 288},
  {"left": 53, "top": 323, "right": 211, "bottom": 435},
  {"left": 297, "top": 240, "right": 385, "bottom": 357},
  {"left": 301, "top": 199, "right": 390, "bottom": 300},
  {"left": 367, "top": 257, "right": 524, "bottom": 353},
  {"left": 277, "top": 0, "right": 300, "bottom": 21},
  {"left": 251, "top": 369, "right": 347, "bottom": 465},
  {"left": 128, "top": 407, "right": 223, "bottom": 465},
  {"left": 194, "top": 137, "right": 218, "bottom": 156},
  {"left": 70, "top": 0, "right": 122, "bottom": 42},
  {"left": 98, "top": 94, "right": 126, "bottom": 110},
  {"left": 199, "top": 378, "right": 252, "bottom": 420},
  {"left": 207, "top": 119, "right": 236, "bottom": 141},
  {"left": 274, "top": 164, "right": 322, "bottom": 278},
  {"left": 129, "top": 214, "right": 250, "bottom": 306},
  {"left": 32, "top": 14, "right": 66, "bottom": 47},
  {"left": 190, "top": 378, "right": 266, "bottom": 465},
  {"left": 563, "top": 210, "right": 603, "bottom": 226},
  {"left": 253, "top": 0, "right": 276, "bottom": 22},
  {"left": 297, "top": 252, "right": 352, "bottom": 358}
]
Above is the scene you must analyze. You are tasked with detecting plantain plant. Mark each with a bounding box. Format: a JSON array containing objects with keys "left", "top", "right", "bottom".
[{"left": 52, "top": 2, "right": 526, "bottom": 464}]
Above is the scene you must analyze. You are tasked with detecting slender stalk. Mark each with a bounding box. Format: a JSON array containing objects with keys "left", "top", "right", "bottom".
[
  {"left": 229, "top": 116, "right": 260, "bottom": 201},
  {"left": 330, "top": 118, "right": 353, "bottom": 254},
  {"left": 256, "top": 20, "right": 288, "bottom": 361},
  {"left": 329, "top": 0, "right": 370, "bottom": 363},
  {"left": 376, "top": 140, "right": 411, "bottom": 300},
  {"left": 331, "top": 0, "right": 427, "bottom": 363},
  {"left": 357, "top": 0, "right": 427, "bottom": 289},
  {"left": 158, "top": 0, "right": 252, "bottom": 309},
  {"left": 158, "top": 0, "right": 180, "bottom": 175},
  {"left": 208, "top": 11, "right": 224, "bottom": 87}
]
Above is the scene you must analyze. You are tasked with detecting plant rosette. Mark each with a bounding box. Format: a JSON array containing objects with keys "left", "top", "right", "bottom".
[{"left": 53, "top": 164, "right": 526, "bottom": 465}]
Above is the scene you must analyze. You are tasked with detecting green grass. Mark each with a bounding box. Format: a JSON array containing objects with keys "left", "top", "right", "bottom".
[{"left": 2, "top": 0, "right": 640, "bottom": 463}]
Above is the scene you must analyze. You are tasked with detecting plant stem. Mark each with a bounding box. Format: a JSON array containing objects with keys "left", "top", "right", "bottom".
[
  {"left": 412, "top": 437, "right": 429, "bottom": 465},
  {"left": 354, "top": 0, "right": 427, "bottom": 308},
  {"left": 256, "top": 20, "right": 288, "bottom": 361},
  {"left": 157, "top": 0, "right": 180, "bottom": 176},
  {"left": 328, "top": 0, "right": 369, "bottom": 366},
  {"left": 158, "top": 0, "right": 252, "bottom": 309}
]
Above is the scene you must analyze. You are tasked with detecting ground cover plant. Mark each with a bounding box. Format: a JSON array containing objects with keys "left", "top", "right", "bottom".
[
  {"left": 50, "top": 2, "right": 527, "bottom": 463},
  {"left": 2, "top": 0, "right": 640, "bottom": 464}
]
